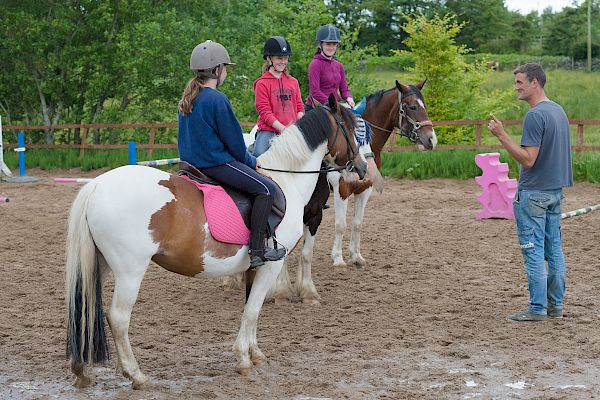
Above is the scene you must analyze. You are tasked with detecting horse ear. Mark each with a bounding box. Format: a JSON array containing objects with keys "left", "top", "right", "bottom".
[
  {"left": 395, "top": 80, "right": 410, "bottom": 93},
  {"left": 327, "top": 93, "right": 338, "bottom": 112},
  {"left": 309, "top": 95, "right": 322, "bottom": 107},
  {"left": 416, "top": 78, "right": 427, "bottom": 90}
]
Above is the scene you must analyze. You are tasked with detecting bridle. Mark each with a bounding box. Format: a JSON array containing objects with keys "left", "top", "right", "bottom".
[
  {"left": 261, "top": 105, "right": 358, "bottom": 174},
  {"left": 363, "top": 90, "right": 433, "bottom": 144}
]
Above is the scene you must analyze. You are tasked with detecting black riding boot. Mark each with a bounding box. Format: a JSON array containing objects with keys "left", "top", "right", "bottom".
[{"left": 249, "top": 194, "right": 286, "bottom": 268}]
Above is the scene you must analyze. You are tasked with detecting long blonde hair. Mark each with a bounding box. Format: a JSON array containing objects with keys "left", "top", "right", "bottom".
[{"left": 178, "top": 71, "right": 212, "bottom": 116}]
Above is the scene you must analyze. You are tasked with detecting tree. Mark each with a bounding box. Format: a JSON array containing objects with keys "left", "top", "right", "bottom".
[{"left": 398, "top": 13, "right": 513, "bottom": 144}]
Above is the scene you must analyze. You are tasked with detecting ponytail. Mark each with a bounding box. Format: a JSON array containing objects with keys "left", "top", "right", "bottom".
[{"left": 178, "top": 71, "right": 212, "bottom": 115}]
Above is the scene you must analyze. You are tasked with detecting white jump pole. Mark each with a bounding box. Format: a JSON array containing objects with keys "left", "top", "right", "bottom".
[
  {"left": 0, "top": 115, "right": 13, "bottom": 178},
  {"left": 561, "top": 203, "right": 600, "bottom": 219},
  {"left": 137, "top": 157, "right": 180, "bottom": 167},
  {"left": 53, "top": 178, "right": 93, "bottom": 183}
]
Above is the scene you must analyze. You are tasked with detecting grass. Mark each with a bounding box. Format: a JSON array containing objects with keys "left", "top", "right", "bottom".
[{"left": 381, "top": 149, "right": 600, "bottom": 183}]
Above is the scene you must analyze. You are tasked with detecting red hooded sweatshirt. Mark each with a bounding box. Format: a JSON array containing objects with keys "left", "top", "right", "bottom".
[{"left": 253, "top": 70, "right": 304, "bottom": 133}]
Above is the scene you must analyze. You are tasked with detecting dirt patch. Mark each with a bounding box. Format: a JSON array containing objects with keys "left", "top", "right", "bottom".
[{"left": 1, "top": 168, "right": 599, "bottom": 399}]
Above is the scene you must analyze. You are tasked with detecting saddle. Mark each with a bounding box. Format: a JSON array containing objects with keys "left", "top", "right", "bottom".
[{"left": 178, "top": 161, "right": 286, "bottom": 244}]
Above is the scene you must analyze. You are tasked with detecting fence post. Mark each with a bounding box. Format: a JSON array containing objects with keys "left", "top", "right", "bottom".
[
  {"left": 475, "top": 123, "right": 482, "bottom": 147},
  {"left": 148, "top": 127, "right": 156, "bottom": 158},
  {"left": 80, "top": 127, "right": 88, "bottom": 157},
  {"left": 576, "top": 124, "right": 584, "bottom": 152}
]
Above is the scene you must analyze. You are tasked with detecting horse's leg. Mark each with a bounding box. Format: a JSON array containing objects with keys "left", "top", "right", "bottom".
[
  {"left": 106, "top": 263, "right": 151, "bottom": 389},
  {"left": 349, "top": 187, "right": 373, "bottom": 267},
  {"left": 233, "top": 259, "right": 284, "bottom": 375},
  {"left": 267, "top": 257, "right": 295, "bottom": 303},
  {"left": 297, "top": 225, "right": 321, "bottom": 304},
  {"left": 331, "top": 188, "right": 349, "bottom": 267}
]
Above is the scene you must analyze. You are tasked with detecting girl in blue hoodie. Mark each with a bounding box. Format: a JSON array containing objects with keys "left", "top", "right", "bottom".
[{"left": 178, "top": 40, "right": 286, "bottom": 267}]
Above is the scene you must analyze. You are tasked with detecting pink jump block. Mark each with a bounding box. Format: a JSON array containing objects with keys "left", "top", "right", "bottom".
[{"left": 475, "top": 152, "right": 517, "bottom": 220}]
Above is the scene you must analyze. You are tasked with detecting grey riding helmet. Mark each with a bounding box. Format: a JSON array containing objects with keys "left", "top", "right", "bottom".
[
  {"left": 190, "top": 40, "right": 235, "bottom": 73},
  {"left": 263, "top": 36, "right": 292, "bottom": 59},
  {"left": 315, "top": 24, "right": 341, "bottom": 44}
]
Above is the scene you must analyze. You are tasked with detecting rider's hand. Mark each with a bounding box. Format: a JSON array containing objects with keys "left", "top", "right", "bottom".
[{"left": 346, "top": 97, "right": 355, "bottom": 108}]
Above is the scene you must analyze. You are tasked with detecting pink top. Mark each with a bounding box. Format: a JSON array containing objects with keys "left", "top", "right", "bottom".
[
  {"left": 254, "top": 71, "right": 304, "bottom": 133},
  {"left": 306, "top": 52, "right": 351, "bottom": 106}
]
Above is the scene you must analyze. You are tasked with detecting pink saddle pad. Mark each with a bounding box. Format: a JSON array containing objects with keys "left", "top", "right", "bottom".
[{"left": 180, "top": 175, "right": 250, "bottom": 245}]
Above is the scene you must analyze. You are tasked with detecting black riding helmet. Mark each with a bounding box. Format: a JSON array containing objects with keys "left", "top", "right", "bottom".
[
  {"left": 263, "top": 36, "right": 292, "bottom": 59},
  {"left": 315, "top": 24, "right": 341, "bottom": 44}
]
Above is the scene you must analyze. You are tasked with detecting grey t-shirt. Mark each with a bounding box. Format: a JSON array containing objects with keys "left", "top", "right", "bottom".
[{"left": 519, "top": 100, "right": 573, "bottom": 190}]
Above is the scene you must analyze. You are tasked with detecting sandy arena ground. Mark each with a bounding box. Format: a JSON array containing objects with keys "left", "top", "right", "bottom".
[{"left": 1, "top": 168, "right": 599, "bottom": 399}]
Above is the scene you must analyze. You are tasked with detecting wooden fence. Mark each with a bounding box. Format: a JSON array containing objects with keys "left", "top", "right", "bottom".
[{"left": 3, "top": 119, "right": 600, "bottom": 157}]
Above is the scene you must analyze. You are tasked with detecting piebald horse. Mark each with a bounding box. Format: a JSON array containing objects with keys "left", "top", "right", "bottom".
[
  {"left": 65, "top": 95, "right": 367, "bottom": 388},
  {"left": 271, "top": 80, "right": 437, "bottom": 304}
]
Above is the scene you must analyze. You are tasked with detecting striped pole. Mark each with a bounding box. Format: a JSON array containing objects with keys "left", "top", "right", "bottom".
[
  {"left": 561, "top": 203, "right": 600, "bottom": 220},
  {"left": 0, "top": 197, "right": 9, "bottom": 203},
  {"left": 137, "top": 157, "right": 180, "bottom": 167},
  {"left": 53, "top": 178, "right": 93, "bottom": 183}
]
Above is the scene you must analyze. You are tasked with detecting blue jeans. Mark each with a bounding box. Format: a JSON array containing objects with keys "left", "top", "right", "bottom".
[
  {"left": 253, "top": 131, "right": 277, "bottom": 157},
  {"left": 513, "top": 189, "right": 566, "bottom": 314}
]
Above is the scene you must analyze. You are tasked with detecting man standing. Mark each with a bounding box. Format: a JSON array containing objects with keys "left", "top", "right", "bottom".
[{"left": 488, "top": 63, "right": 573, "bottom": 322}]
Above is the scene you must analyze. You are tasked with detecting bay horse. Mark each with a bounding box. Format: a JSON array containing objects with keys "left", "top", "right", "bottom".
[
  {"left": 65, "top": 95, "right": 367, "bottom": 388},
  {"left": 270, "top": 80, "right": 437, "bottom": 304}
]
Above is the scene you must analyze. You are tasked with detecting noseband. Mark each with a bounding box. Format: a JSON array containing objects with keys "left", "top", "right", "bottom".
[{"left": 365, "top": 90, "right": 433, "bottom": 144}]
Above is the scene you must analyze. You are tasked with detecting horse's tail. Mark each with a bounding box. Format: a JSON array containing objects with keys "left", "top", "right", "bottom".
[{"left": 65, "top": 181, "right": 109, "bottom": 365}]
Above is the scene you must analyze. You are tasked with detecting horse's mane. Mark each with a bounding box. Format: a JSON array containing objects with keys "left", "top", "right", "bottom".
[{"left": 366, "top": 88, "right": 395, "bottom": 106}]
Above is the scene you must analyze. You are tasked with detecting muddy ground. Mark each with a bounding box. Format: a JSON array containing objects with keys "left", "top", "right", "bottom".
[{"left": 1, "top": 168, "right": 599, "bottom": 399}]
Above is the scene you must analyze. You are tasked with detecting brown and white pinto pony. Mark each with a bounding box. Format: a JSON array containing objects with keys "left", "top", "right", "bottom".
[
  {"left": 269, "top": 80, "right": 437, "bottom": 304},
  {"left": 64, "top": 95, "right": 366, "bottom": 389}
]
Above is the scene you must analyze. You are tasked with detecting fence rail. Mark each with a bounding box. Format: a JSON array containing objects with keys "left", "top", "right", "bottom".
[{"left": 3, "top": 119, "right": 600, "bottom": 157}]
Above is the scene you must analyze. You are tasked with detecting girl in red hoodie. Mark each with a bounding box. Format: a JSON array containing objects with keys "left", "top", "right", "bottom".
[{"left": 253, "top": 36, "right": 304, "bottom": 156}]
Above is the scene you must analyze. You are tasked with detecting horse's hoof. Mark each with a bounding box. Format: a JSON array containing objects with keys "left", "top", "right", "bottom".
[
  {"left": 274, "top": 297, "right": 291, "bottom": 305},
  {"left": 332, "top": 260, "right": 347, "bottom": 268},
  {"left": 302, "top": 298, "right": 321, "bottom": 306},
  {"left": 132, "top": 374, "right": 150, "bottom": 390},
  {"left": 73, "top": 375, "right": 92, "bottom": 388},
  {"left": 237, "top": 360, "right": 254, "bottom": 375},
  {"left": 351, "top": 256, "right": 366, "bottom": 267},
  {"left": 251, "top": 348, "right": 266, "bottom": 366}
]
